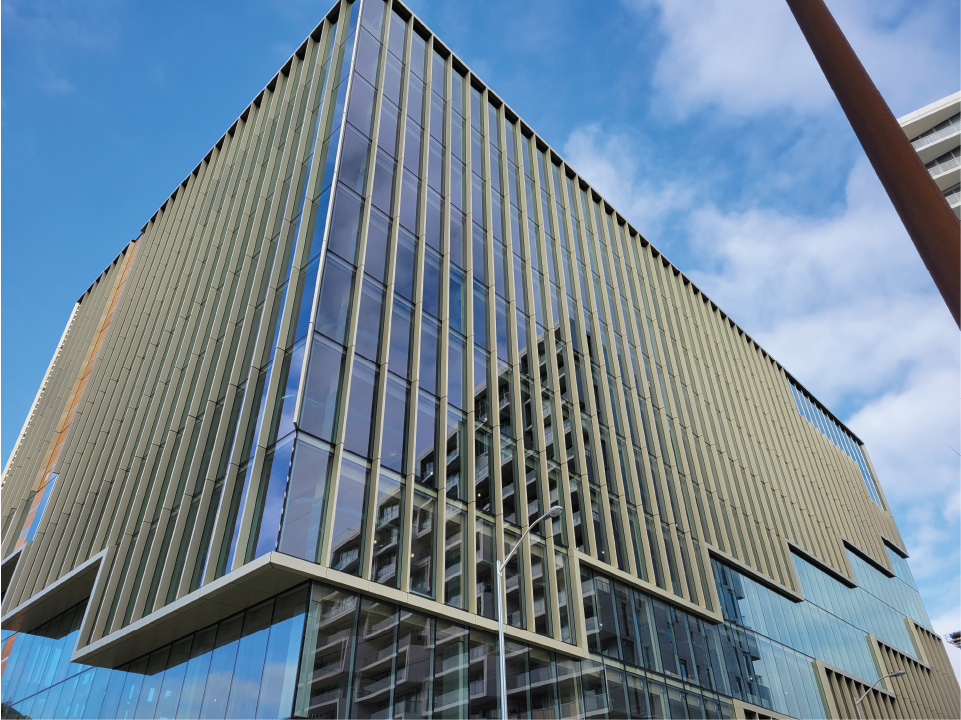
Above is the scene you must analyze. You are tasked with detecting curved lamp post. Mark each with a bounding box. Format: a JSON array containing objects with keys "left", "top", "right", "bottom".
[
  {"left": 496, "top": 505, "right": 564, "bottom": 720},
  {"left": 854, "top": 670, "right": 905, "bottom": 720}
]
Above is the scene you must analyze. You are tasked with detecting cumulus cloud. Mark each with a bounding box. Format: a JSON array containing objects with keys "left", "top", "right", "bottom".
[
  {"left": 562, "top": 123, "right": 693, "bottom": 237},
  {"left": 624, "top": 0, "right": 959, "bottom": 118}
]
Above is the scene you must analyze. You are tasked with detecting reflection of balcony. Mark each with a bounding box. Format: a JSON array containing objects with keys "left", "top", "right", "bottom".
[
  {"left": 475, "top": 454, "right": 489, "bottom": 481},
  {"left": 445, "top": 563, "right": 462, "bottom": 581},
  {"left": 306, "top": 690, "right": 347, "bottom": 718}
]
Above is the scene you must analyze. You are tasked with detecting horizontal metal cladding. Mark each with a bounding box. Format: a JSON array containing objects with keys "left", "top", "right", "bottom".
[{"left": 2, "top": 3, "right": 953, "bottom": 719}]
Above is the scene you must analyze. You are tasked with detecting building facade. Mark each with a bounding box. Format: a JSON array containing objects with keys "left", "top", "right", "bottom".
[
  {"left": 898, "top": 91, "right": 961, "bottom": 218},
  {"left": 1, "top": 1, "right": 958, "bottom": 718}
]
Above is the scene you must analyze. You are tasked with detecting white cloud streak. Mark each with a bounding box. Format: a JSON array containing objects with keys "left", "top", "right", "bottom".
[{"left": 625, "top": 0, "right": 959, "bottom": 118}]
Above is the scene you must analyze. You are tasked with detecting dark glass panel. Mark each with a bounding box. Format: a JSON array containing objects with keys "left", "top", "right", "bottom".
[
  {"left": 348, "top": 74, "right": 377, "bottom": 137},
  {"left": 383, "top": 52, "right": 403, "bottom": 107},
  {"left": 530, "top": 540, "right": 552, "bottom": 636},
  {"left": 300, "top": 335, "right": 346, "bottom": 442},
  {"left": 294, "top": 256, "right": 320, "bottom": 344},
  {"left": 378, "top": 101, "right": 400, "bottom": 159},
  {"left": 410, "top": 30, "right": 427, "bottom": 77},
  {"left": 467, "top": 629, "right": 500, "bottom": 719},
  {"left": 279, "top": 440, "right": 332, "bottom": 563},
  {"left": 339, "top": 125, "right": 371, "bottom": 196},
  {"left": 373, "top": 470, "right": 404, "bottom": 588},
  {"left": 380, "top": 375, "right": 409, "bottom": 473},
  {"left": 473, "top": 280, "right": 488, "bottom": 349},
  {"left": 394, "top": 609, "right": 434, "bottom": 718},
  {"left": 433, "top": 622, "right": 469, "bottom": 718},
  {"left": 329, "top": 456, "right": 370, "bottom": 576},
  {"left": 414, "top": 390, "right": 438, "bottom": 488},
  {"left": 315, "top": 254, "right": 355, "bottom": 345},
  {"left": 449, "top": 268, "right": 465, "bottom": 335},
  {"left": 388, "top": 296, "right": 413, "bottom": 378},
  {"left": 472, "top": 223, "right": 486, "bottom": 283},
  {"left": 444, "top": 504, "right": 465, "bottom": 608},
  {"left": 256, "top": 587, "right": 309, "bottom": 719},
  {"left": 388, "top": 10, "right": 406, "bottom": 60},
  {"left": 250, "top": 437, "right": 295, "bottom": 560},
  {"left": 423, "top": 249, "right": 442, "bottom": 319},
  {"left": 350, "top": 599, "right": 396, "bottom": 718},
  {"left": 448, "top": 331, "right": 466, "bottom": 412},
  {"left": 199, "top": 614, "right": 243, "bottom": 719},
  {"left": 344, "top": 357, "right": 379, "bottom": 458},
  {"left": 555, "top": 551, "right": 573, "bottom": 644},
  {"left": 419, "top": 316, "right": 440, "bottom": 395},
  {"left": 474, "top": 424, "right": 493, "bottom": 514},
  {"left": 475, "top": 518, "right": 496, "bottom": 620},
  {"left": 410, "top": 492, "right": 436, "bottom": 597},
  {"left": 274, "top": 340, "right": 306, "bottom": 442},
  {"left": 425, "top": 187, "right": 443, "bottom": 250},
  {"left": 296, "top": 585, "right": 357, "bottom": 719},
  {"left": 500, "top": 439, "right": 517, "bottom": 525},
  {"left": 223, "top": 600, "right": 273, "bottom": 719},
  {"left": 407, "top": 75, "right": 425, "bottom": 125},
  {"left": 356, "top": 279, "right": 386, "bottom": 362},
  {"left": 504, "top": 529, "right": 525, "bottom": 628},
  {"left": 354, "top": 30, "right": 381, "bottom": 86},
  {"left": 395, "top": 230, "right": 418, "bottom": 301},
  {"left": 327, "top": 186, "right": 364, "bottom": 265},
  {"left": 361, "top": 0, "right": 385, "bottom": 35},
  {"left": 450, "top": 210, "right": 466, "bottom": 268},
  {"left": 405, "top": 122, "right": 423, "bottom": 176}
]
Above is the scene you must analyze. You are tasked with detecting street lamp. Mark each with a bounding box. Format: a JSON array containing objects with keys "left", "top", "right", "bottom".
[
  {"left": 854, "top": 670, "right": 905, "bottom": 720},
  {"left": 496, "top": 505, "right": 563, "bottom": 720}
]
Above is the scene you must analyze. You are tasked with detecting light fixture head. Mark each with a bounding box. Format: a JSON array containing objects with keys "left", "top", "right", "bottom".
[
  {"left": 547, "top": 506, "right": 564, "bottom": 518},
  {"left": 890, "top": 670, "right": 906, "bottom": 678}
]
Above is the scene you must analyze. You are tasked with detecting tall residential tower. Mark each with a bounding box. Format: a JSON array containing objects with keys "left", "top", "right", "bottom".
[
  {"left": 2, "top": 1, "right": 958, "bottom": 718},
  {"left": 898, "top": 91, "right": 961, "bottom": 218}
]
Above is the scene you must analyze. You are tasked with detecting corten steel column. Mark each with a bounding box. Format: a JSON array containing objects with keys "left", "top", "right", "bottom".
[{"left": 786, "top": 0, "right": 961, "bottom": 328}]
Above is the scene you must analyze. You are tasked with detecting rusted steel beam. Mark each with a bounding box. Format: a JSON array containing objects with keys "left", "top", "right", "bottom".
[{"left": 786, "top": 0, "right": 960, "bottom": 327}]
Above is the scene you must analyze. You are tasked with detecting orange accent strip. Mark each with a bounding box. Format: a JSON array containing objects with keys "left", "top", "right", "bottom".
[
  {"left": 14, "top": 239, "right": 141, "bottom": 552},
  {"left": 0, "top": 633, "right": 17, "bottom": 677}
]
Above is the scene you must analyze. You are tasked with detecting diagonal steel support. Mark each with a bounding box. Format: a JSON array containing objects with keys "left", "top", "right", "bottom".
[{"left": 786, "top": 0, "right": 961, "bottom": 327}]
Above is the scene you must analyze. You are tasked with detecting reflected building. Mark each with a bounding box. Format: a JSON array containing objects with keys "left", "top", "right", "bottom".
[{"left": 1, "top": 1, "right": 959, "bottom": 718}]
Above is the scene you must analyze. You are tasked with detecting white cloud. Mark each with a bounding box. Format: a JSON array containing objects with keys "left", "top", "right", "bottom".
[
  {"left": 562, "top": 123, "right": 693, "bottom": 237},
  {"left": 625, "top": 0, "right": 959, "bottom": 118}
]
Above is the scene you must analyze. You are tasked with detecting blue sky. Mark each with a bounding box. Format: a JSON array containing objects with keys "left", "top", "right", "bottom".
[{"left": 3, "top": 0, "right": 959, "bottom": 673}]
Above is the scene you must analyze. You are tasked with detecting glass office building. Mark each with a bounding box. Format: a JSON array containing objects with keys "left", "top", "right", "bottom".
[{"left": 1, "top": 1, "right": 958, "bottom": 717}]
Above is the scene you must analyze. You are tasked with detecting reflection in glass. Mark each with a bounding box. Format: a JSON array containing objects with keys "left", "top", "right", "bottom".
[
  {"left": 475, "top": 517, "right": 496, "bottom": 620},
  {"left": 300, "top": 335, "right": 346, "bottom": 442},
  {"left": 380, "top": 375, "right": 409, "bottom": 474},
  {"left": 414, "top": 390, "right": 438, "bottom": 488},
  {"left": 373, "top": 470, "right": 403, "bottom": 588},
  {"left": 328, "top": 456, "right": 369, "bottom": 576},
  {"left": 410, "top": 492, "right": 435, "bottom": 597},
  {"left": 504, "top": 528, "right": 525, "bottom": 629},
  {"left": 327, "top": 186, "right": 364, "bottom": 265},
  {"left": 355, "top": 279, "right": 385, "bottom": 362},
  {"left": 444, "top": 504, "right": 465, "bottom": 608},
  {"left": 315, "top": 254, "right": 355, "bottom": 345},
  {"left": 388, "top": 295, "right": 413, "bottom": 379},
  {"left": 279, "top": 440, "right": 332, "bottom": 562},
  {"left": 343, "top": 357, "right": 378, "bottom": 458}
]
